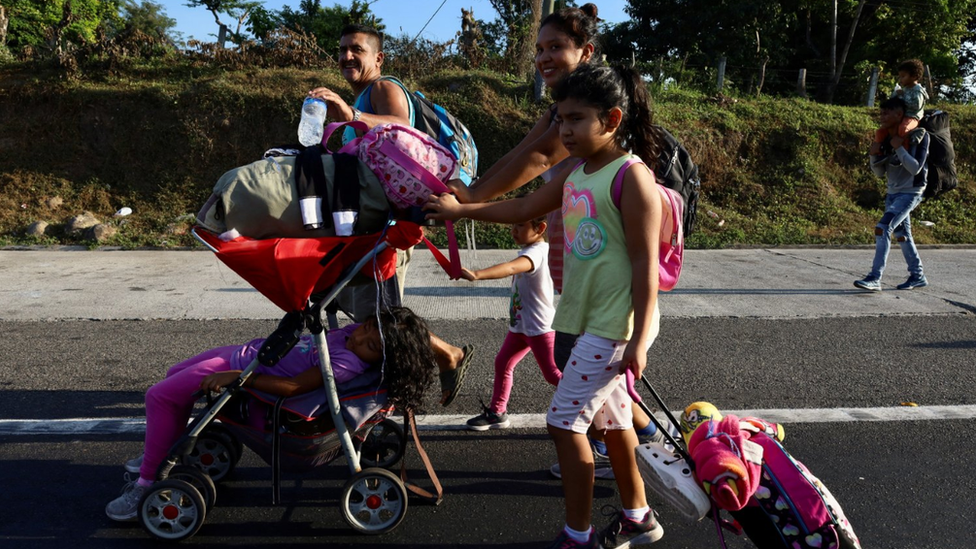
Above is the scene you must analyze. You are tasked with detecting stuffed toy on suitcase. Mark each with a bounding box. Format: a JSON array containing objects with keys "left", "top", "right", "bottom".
[{"left": 682, "top": 403, "right": 862, "bottom": 549}]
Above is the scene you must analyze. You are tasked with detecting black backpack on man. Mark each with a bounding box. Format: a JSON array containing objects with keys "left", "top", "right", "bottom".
[{"left": 918, "top": 109, "right": 958, "bottom": 199}]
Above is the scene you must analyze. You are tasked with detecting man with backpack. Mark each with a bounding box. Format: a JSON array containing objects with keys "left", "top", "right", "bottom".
[
  {"left": 854, "top": 96, "right": 930, "bottom": 292},
  {"left": 307, "top": 24, "right": 474, "bottom": 406}
]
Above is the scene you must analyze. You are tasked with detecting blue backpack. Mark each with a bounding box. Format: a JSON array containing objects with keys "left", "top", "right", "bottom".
[{"left": 362, "top": 76, "right": 479, "bottom": 186}]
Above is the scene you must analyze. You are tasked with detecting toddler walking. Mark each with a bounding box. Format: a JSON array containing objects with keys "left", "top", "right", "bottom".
[
  {"left": 427, "top": 62, "right": 671, "bottom": 549},
  {"left": 461, "top": 214, "right": 561, "bottom": 431}
]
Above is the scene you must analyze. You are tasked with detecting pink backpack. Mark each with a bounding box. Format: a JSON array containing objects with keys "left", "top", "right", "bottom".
[
  {"left": 323, "top": 121, "right": 462, "bottom": 279},
  {"left": 691, "top": 416, "right": 862, "bottom": 549},
  {"left": 611, "top": 157, "right": 684, "bottom": 291}
]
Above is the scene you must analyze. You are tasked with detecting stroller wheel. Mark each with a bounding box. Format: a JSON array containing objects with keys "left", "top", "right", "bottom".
[
  {"left": 139, "top": 479, "right": 207, "bottom": 541},
  {"left": 206, "top": 422, "right": 244, "bottom": 460},
  {"left": 182, "top": 430, "right": 239, "bottom": 482},
  {"left": 340, "top": 467, "right": 408, "bottom": 535},
  {"left": 167, "top": 465, "right": 217, "bottom": 512},
  {"left": 359, "top": 418, "right": 406, "bottom": 469}
]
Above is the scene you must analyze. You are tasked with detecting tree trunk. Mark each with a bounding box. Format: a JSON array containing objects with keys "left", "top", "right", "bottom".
[
  {"left": 757, "top": 56, "right": 769, "bottom": 97},
  {"left": 0, "top": 5, "right": 9, "bottom": 46},
  {"left": 825, "top": 0, "right": 867, "bottom": 103}
]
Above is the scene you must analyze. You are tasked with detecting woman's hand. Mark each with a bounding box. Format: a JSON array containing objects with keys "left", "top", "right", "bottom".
[
  {"left": 424, "top": 193, "right": 463, "bottom": 221},
  {"left": 199, "top": 371, "right": 242, "bottom": 393},
  {"left": 447, "top": 179, "right": 474, "bottom": 203},
  {"left": 459, "top": 267, "right": 478, "bottom": 281}
]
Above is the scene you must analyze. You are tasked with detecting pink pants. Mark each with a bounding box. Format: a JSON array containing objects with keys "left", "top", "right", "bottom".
[
  {"left": 139, "top": 346, "right": 242, "bottom": 482},
  {"left": 490, "top": 331, "right": 561, "bottom": 414}
]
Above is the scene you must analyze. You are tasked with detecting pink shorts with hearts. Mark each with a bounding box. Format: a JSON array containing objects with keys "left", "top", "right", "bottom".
[{"left": 546, "top": 333, "right": 643, "bottom": 434}]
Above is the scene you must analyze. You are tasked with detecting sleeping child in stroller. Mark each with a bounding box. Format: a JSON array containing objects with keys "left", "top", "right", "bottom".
[{"left": 106, "top": 306, "right": 435, "bottom": 521}]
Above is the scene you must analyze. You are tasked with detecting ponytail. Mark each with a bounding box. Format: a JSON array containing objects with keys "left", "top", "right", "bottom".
[{"left": 613, "top": 65, "right": 663, "bottom": 171}]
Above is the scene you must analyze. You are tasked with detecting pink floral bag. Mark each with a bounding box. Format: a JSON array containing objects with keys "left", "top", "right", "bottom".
[{"left": 323, "top": 121, "right": 463, "bottom": 279}]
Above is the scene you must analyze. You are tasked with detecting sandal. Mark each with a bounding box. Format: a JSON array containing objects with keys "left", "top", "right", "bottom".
[{"left": 440, "top": 345, "right": 474, "bottom": 407}]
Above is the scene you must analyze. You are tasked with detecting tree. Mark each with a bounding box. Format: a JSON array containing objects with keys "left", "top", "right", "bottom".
[
  {"left": 3, "top": 0, "right": 119, "bottom": 55},
  {"left": 184, "top": 0, "right": 261, "bottom": 47},
  {"left": 608, "top": 0, "right": 976, "bottom": 104},
  {"left": 480, "top": 0, "right": 543, "bottom": 77},
  {"left": 274, "top": 0, "right": 383, "bottom": 55},
  {"left": 118, "top": 0, "right": 176, "bottom": 42}
]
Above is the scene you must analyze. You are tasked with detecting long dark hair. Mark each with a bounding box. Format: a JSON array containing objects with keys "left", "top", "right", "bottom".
[
  {"left": 371, "top": 307, "right": 436, "bottom": 413},
  {"left": 552, "top": 63, "right": 664, "bottom": 171},
  {"left": 540, "top": 3, "right": 601, "bottom": 59}
]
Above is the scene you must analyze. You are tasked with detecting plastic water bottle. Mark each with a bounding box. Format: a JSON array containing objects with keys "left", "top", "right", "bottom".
[{"left": 297, "top": 97, "right": 327, "bottom": 146}]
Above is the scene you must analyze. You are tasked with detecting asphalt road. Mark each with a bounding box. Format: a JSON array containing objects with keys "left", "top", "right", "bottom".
[
  {"left": 2, "top": 247, "right": 975, "bottom": 548},
  {"left": 2, "top": 316, "right": 975, "bottom": 548}
]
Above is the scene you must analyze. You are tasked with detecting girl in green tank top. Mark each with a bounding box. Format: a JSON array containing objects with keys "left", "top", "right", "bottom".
[{"left": 425, "top": 63, "right": 670, "bottom": 548}]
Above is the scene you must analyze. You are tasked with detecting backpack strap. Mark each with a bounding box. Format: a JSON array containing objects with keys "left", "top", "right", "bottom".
[
  {"left": 399, "top": 408, "right": 444, "bottom": 505},
  {"left": 375, "top": 140, "right": 462, "bottom": 279},
  {"left": 295, "top": 146, "right": 331, "bottom": 231},
  {"left": 611, "top": 157, "right": 682, "bottom": 256}
]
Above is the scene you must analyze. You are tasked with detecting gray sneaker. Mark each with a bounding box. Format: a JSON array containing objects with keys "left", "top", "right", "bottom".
[
  {"left": 124, "top": 454, "right": 143, "bottom": 474},
  {"left": 550, "top": 442, "right": 614, "bottom": 480},
  {"left": 466, "top": 408, "right": 510, "bottom": 431},
  {"left": 896, "top": 274, "right": 928, "bottom": 290},
  {"left": 641, "top": 413, "right": 681, "bottom": 450},
  {"left": 598, "top": 508, "right": 664, "bottom": 548},
  {"left": 854, "top": 277, "right": 881, "bottom": 292},
  {"left": 105, "top": 480, "right": 149, "bottom": 521}
]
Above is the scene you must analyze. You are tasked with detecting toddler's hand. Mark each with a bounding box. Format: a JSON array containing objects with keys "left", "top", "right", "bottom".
[
  {"left": 890, "top": 136, "right": 904, "bottom": 149},
  {"left": 424, "top": 193, "right": 463, "bottom": 221}
]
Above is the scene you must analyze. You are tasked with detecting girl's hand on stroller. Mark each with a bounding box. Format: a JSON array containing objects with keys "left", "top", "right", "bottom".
[
  {"left": 200, "top": 371, "right": 242, "bottom": 393},
  {"left": 424, "top": 193, "right": 462, "bottom": 221},
  {"left": 619, "top": 341, "right": 646, "bottom": 381}
]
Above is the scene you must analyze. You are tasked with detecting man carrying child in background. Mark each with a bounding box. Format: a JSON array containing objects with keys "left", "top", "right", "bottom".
[{"left": 854, "top": 96, "right": 930, "bottom": 292}]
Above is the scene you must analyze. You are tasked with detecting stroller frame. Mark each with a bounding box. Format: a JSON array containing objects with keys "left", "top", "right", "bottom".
[{"left": 130, "top": 227, "right": 415, "bottom": 541}]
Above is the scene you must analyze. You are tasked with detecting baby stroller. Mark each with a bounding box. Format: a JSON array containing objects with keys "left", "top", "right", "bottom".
[{"left": 132, "top": 221, "right": 440, "bottom": 542}]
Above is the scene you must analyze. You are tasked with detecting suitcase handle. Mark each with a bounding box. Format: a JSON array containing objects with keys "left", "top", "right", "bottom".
[{"left": 626, "top": 370, "right": 695, "bottom": 466}]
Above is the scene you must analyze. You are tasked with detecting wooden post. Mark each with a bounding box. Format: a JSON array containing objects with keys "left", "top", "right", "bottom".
[
  {"left": 716, "top": 56, "right": 727, "bottom": 91},
  {"left": 865, "top": 67, "right": 879, "bottom": 107},
  {"left": 797, "top": 68, "right": 808, "bottom": 98},
  {"left": 533, "top": 0, "right": 555, "bottom": 101}
]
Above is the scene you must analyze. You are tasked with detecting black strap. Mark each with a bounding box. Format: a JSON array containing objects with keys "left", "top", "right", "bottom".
[
  {"left": 295, "top": 146, "right": 331, "bottom": 230},
  {"left": 271, "top": 396, "right": 286, "bottom": 505},
  {"left": 331, "top": 153, "right": 362, "bottom": 221}
]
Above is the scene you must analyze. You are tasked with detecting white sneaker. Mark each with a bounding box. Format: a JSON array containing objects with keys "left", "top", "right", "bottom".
[
  {"left": 105, "top": 480, "right": 150, "bottom": 521},
  {"left": 124, "top": 454, "right": 143, "bottom": 474},
  {"left": 636, "top": 441, "right": 710, "bottom": 522}
]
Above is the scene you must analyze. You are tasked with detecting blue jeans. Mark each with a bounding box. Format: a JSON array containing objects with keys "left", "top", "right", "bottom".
[{"left": 869, "top": 193, "right": 924, "bottom": 280}]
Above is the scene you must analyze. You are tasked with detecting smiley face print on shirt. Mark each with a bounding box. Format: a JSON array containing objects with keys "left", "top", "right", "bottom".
[{"left": 562, "top": 182, "right": 607, "bottom": 260}]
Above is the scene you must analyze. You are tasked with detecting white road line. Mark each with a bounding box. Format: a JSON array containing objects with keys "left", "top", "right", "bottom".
[{"left": 2, "top": 405, "right": 974, "bottom": 435}]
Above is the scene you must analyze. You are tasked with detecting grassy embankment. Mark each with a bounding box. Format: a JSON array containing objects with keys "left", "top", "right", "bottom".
[{"left": 0, "top": 61, "right": 973, "bottom": 249}]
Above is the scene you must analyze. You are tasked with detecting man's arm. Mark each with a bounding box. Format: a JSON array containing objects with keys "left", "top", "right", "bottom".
[{"left": 307, "top": 78, "right": 411, "bottom": 128}]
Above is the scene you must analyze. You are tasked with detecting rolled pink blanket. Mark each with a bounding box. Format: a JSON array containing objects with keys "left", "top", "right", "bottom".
[{"left": 687, "top": 414, "right": 763, "bottom": 511}]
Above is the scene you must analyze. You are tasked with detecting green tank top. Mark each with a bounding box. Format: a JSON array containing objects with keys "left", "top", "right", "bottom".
[{"left": 552, "top": 154, "right": 636, "bottom": 341}]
